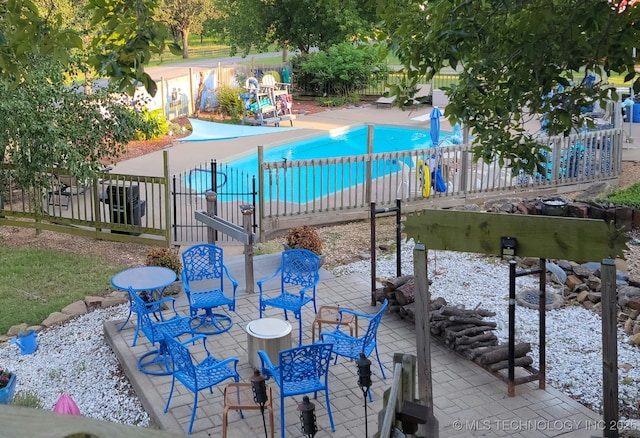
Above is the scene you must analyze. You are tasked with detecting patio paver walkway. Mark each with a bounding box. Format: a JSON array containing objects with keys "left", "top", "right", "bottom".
[{"left": 105, "top": 252, "right": 605, "bottom": 438}]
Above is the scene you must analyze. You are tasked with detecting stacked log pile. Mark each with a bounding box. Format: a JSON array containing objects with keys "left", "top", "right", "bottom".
[{"left": 377, "top": 275, "right": 533, "bottom": 372}]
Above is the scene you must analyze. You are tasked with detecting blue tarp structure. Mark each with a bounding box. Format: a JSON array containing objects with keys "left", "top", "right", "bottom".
[{"left": 176, "top": 118, "right": 299, "bottom": 142}]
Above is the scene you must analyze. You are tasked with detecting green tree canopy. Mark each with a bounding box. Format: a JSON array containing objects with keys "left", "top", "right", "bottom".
[
  {"left": 0, "top": 59, "right": 144, "bottom": 194},
  {"left": 157, "top": 0, "right": 217, "bottom": 59},
  {"left": 217, "top": 0, "right": 377, "bottom": 56},
  {"left": 1, "top": 0, "right": 172, "bottom": 96},
  {"left": 378, "top": 0, "right": 640, "bottom": 174}
]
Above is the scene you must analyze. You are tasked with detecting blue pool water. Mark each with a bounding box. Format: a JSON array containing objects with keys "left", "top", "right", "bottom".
[{"left": 187, "top": 124, "right": 450, "bottom": 201}]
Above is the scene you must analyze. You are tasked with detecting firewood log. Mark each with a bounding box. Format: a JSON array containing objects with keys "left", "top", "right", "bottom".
[
  {"left": 486, "top": 356, "right": 533, "bottom": 372},
  {"left": 455, "top": 332, "right": 498, "bottom": 346},
  {"left": 477, "top": 342, "right": 531, "bottom": 366},
  {"left": 382, "top": 275, "right": 414, "bottom": 290},
  {"left": 394, "top": 279, "right": 416, "bottom": 305}
]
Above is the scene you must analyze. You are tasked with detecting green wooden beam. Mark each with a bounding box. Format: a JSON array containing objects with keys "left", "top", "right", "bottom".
[{"left": 404, "top": 210, "right": 628, "bottom": 262}]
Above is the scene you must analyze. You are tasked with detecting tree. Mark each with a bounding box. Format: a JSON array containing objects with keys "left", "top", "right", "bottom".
[
  {"left": 1, "top": 0, "right": 174, "bottom": 96},
  {"left": 0, "top": 59, "right": 144, "bottom": 196},
  {"left": 157, "top": 0, "right": 217, "bottom": 59},
  {"left": 218, "top": 0, "right": 377, "bottom": 57},
  {"left": 378, "top": 0, "right": 640, "bottom": 175},
  {"left": 0, "top": 0, "right": 172, "bottom": 195}
]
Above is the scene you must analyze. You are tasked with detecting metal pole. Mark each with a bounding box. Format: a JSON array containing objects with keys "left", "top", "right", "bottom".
[
  {"left": 172, "top": 175, "right": 178, "bottom": 243},
  {"left": 370, "top": 201, "right": 377, "bottom": 306},
  {"left": 395, "top": 198, "right": 402, "bottom": 278},
  {"left": 508, "top": 260, "right": 516, "bottom": 396},
  {"left": 538, "top": 258, "right": 546, "bottom": 390}
]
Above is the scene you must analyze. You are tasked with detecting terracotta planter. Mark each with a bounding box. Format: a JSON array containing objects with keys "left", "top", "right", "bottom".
[{"left": 0, "top": 373, "right": 16, "bottom": 404}]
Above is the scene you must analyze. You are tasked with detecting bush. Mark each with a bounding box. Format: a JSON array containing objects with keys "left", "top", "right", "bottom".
[
  {"left": 135, "top": 108, "right": 170, "bottom": 140},
  {"left": 605, "top": 183, "right": 640, "bottom": 208},
  {"left": 145, "top": 247, "right": 182, "bottom": 275},
  {"left": 285, "top": 226, "right": 323, "bottom": 255},
  {"left": 293, "top": 43, "right": 389, "bottom": 96},
  {"left": 217, "top": 86, "right": 244, "bottom": 118}
]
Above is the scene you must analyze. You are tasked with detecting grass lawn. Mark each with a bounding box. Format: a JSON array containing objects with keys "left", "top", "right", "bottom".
[{"left": 0, "top": 248, "right": 128, "bottom": 334}]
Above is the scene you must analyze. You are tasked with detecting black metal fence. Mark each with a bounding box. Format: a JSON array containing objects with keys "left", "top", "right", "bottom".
[{"left": 171, "top": 159, "right": 258, "bottom": 246}]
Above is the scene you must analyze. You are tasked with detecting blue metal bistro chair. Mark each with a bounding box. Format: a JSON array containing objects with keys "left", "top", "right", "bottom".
[
  {"left": 320, "top": 299, "right": 388, "bottom": 401},
  {"left": 258, "top": 343, "right": 335, "bottom": 438},
  {"left": 181, "top": 244, "right": 238, "bottom": 335},
  {"left": 257, "top": 249, "right": 321, "bottom": 345},
  {"left": 128, "top": 288, "right": 194, "bottom": 376},
  {"left": 163, "top": 333, "right": 240, "bottom": 435}
]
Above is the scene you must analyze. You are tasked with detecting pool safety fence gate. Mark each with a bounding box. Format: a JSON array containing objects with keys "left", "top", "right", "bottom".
[
  {"left": 171, "top": 159, "right": 257, "bottom": 245},
  {"left": 257, "top": 123, "right": 622, "bottom": 238}
]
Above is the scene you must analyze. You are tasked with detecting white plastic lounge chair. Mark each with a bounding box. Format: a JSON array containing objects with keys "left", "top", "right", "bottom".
[{"left": 375, "top": 95, "right": 396, "bottom": 109}]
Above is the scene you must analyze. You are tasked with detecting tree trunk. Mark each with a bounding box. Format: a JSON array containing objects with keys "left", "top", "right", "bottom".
[{"left": 181, "top": 29, "right": 190, "bottom": 59}]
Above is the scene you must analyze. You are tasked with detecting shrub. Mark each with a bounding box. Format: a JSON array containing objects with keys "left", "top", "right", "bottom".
[
  {"left": 135, "top": 108, "right": 170, "bottom": 140},
  {"left": 145, "top": 247, "right": 182, "bottom": 275},
  {"left": 293, "top": 43, "right": 389, "bottom": 96},
  {"left": 605, "top": 182, "right": 640, "bottom": 208},
  {"left": 285, "top": 226, "right": 323, "bottom": 255},
  {"left": 217, "top": 86, "right": 244, "bottom": 118}
]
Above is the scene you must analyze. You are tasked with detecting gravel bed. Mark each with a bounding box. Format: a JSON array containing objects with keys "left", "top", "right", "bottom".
[
  {"left": 334, "top": 239, "right": 640, "bottom": 422},
  {"left": 0, "top": 304, "right": 150, "bottom": 427}
]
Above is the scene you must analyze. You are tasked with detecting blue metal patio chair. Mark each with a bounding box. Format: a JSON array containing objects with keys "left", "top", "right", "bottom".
[
  {"left": 163, "top": 333, "right": 240, "bottom": 435},
  {"left": 128, "top": 287, "right": 195, "bottom": 376},
  {"left": 181, "top": 244, "right": 238, "bottom": 335},
  {"left": 320, "top": 299, "right": 388, "bottom": 400},
  {"left": 257, "top": 249, "right": 321, "bottom": 345},
  {"left": 258, "top": 343, "right": 335, "bottom": 438}
]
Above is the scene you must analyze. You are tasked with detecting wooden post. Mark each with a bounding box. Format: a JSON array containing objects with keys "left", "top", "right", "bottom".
[
  {"left": 601, "top": 258, "right": 619, "bottom": 438},
  {"left": 205, "top": 191, "right": 217, "bottom": 244},
  {"left": 240, "top": 204, "right": 255, "bottom": 294},
  {"left": 413, "top": 243, "right": 439, "bottom": 437}
]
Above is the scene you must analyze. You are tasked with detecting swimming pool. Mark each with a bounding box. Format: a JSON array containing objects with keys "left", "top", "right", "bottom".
[{"left": 186, "top": 124, "right": 451, "bottom": 201}]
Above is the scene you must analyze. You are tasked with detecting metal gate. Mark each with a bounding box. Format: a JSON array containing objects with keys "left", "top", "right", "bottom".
[{"left": 171, "top": 159, "right": 257, "bottom": 246}]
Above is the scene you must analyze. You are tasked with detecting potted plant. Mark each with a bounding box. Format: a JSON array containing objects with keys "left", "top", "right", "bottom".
[
  {"left": 0, "top": 368, "right": 16, "bottom": 404},
  {"left": 284, "top": 225, "right": 325, "bottom": 264}
]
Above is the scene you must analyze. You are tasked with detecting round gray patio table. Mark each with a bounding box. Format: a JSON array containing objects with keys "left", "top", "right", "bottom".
[{"left": 111, "top": 266, "right": 177, "bottom": 346}]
